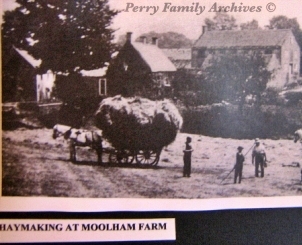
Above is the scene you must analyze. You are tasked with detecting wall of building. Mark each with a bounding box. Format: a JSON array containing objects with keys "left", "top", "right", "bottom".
[
  {"left": 281, "top": 32, "right": 300, "bottom": 85},
  {"left": 107, "top": 42, "right": 156, "bottom": 97},
  {"left": 192, "top": 41, "right": 300, "bottom": 90},
  {"left": 36, "top": 71, "right": 56, "bottom": 102}
]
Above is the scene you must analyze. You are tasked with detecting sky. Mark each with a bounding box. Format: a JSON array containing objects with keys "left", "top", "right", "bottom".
[
  {"left": 109, "top": 0, "right": 302, "bottom": 41},
  {"left": 2, "top": 0, "right": 302, "bottom": 41}
]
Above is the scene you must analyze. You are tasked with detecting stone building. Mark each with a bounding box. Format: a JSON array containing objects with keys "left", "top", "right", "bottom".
[{"left": 192, "top": 28, "right": 300, "bottom": 89}]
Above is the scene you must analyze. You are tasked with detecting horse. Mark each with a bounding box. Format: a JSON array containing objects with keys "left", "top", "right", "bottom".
[
  {"left": 52, "top": 124, "right": 72, "bottom": 140},
  {"left": 52, "top": 124, "right": 103, "bottom": 163},
  {"left": 64, "top": 128, "right": 103, "bottom": 163},
  {"left": 294, "top": 129, "right": 302, "bottom": 144}
]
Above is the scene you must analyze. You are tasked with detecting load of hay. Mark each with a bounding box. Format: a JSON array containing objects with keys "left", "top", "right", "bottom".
[{"left": 94, "top": 95, "right": 183, "bottom": 151}]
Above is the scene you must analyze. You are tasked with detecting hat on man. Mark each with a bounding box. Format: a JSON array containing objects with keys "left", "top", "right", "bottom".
[
  {"left": 237, "top": 146, "right": 244, "bottom": 150},
  {"left": 255, "top": 138, "right": 260, "bottom": 143}
]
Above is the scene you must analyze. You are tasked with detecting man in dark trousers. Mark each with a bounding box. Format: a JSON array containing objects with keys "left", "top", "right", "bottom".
[
  {"left": 252, "top": 138, "right": 267, "bottom": 177},
  {"left": 234, "top": 146, "right": 245, "bottom": 184},
  {"left": 183, "top": 136, "right": 193, "bottom": 177}
]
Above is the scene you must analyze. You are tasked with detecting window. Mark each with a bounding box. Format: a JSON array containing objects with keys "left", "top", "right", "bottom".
[
  {"left": 289, "top": 64, "right": 293, "bottom": 74},
  {"left": 264, "top": 49, "right": 273, "bottom": 55},
  {"left": 163, "top": 77, "right": 171, "bottom": 87},
  {"left": 99, "top": 79, "right": 107, "bottom": 95},
  {"left": 198, "top": 48, "right": 207, "bottom": 58}
]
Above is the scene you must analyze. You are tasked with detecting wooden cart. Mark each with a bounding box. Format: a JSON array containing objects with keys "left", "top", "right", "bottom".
[{"left": 104, "top": 147, "right": 162, "bottom": 166}]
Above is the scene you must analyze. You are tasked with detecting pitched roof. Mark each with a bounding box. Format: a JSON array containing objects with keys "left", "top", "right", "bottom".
[
  {"left": 131, "top": 42, "right": 176, "bottom": 72},
  {"left": 80, "top": 66, "right": 108, "bottom": 77},
  {"left": 14, "top": 47, "right": 42, "bottom": 68},
  {"left": 161, "top": 49, "right": 191, "bottom": 61},
  {"left": 161, "top": 49, "right": 192, "bottom": 69},
  {"left": 194, "top": 29, "right": 293, "bottom": 48}
]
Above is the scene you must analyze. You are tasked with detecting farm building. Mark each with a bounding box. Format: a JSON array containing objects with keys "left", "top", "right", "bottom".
[
  {"left": 161, "top": 48, "right": 192, "bottom": 70},
  {"left": 80, "top": 66, "right": 108, "bottom": 97},
  {"left": 3, "top": 47, "right": 56, "bottom": 102},
  {"left": 106, "top": 32, "right": 177, "bottom": 99},
  {"left": 3, "top": 46, "right": 110, "bottom": 103},
  {"left": 192, "top": 28, "right": 301, "bottom": 89}
]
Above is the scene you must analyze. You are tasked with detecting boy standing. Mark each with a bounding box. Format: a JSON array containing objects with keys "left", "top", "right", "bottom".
[
  {"left": 183, "top": 137, "right": 193, "bottom": 177},
  {"left": 234, "top": 146, "right": 245, "bottom": 184}
]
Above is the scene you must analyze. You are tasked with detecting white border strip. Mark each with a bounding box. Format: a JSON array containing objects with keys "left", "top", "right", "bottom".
[{"left": 1, "top": 196, "right": 302, "bottom": 212}]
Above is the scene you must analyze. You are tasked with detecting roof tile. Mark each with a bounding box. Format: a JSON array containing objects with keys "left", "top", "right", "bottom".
[
  {"left": 132, "top": 42, "right": 177, "bottom": 72},
  {"left": 194, "top": 29, "right": 293, "bottom": 48}
]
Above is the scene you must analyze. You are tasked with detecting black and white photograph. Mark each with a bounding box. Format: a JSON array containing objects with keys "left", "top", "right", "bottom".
[
  {"left": 2, "top": 0, "right": 302, "bottom": 243},
  {"left": 2, "top": 0, "right": 302, "bottom": 214}
]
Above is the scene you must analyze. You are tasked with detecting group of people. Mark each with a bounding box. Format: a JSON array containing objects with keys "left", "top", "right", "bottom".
[
  {"left": 234, "top": 138, "right": 267, "bottom": 183},
  {"left": 182, "top": 137, "right": 267, "bottom": 183}
]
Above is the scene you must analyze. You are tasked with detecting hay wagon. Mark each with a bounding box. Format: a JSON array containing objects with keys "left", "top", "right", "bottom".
[{"left": 95, "top": 95, "right": 183, "bottom": 166}]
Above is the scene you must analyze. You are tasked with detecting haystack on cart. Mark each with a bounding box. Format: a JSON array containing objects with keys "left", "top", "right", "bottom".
[{"left": 95, "top": 95, "right": 183, "bottom": 167}]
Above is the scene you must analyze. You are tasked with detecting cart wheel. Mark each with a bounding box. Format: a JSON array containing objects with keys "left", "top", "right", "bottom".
[
  {"left": 117, "top": 153, "right": 129, "bottom": 164},
  {"left": 109, "top": 151, "right": 118, "bottom": 164},
  {"left": 117, "top": 150, "right": 135, "bottom": 164},
  {"left": 136, "top": 150, "right": 159, "bottom": 166},
  {"left": 127, "top": 153, "right": 135, "bottom": 164}
]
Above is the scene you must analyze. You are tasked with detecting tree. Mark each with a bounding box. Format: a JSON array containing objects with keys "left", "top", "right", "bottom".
[
  {"left": 268, "top": 15, "right": 302, "bottom": 48},
  {"left": 133, "top": 31, "right": 193, "bottom": 48},
  {"left": 116, "top": 34, "right": 127, "bottom": 48},
  {"left": 202, "top": 54, "right": 272, "bottom": 110},
  {"left": 2, "top": 0, "right": 118, "bottom": 74},
  {"left": 269, "top": 15, "right": 300, "bottom": 34},
  {"left": 240, "top": 19, "right": 260, "bottom": 30},
  {"left": 204, "top": 12, "right": 238, "bottom": 31}
]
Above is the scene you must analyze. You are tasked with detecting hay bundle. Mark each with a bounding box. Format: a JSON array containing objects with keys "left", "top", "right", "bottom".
[{"left": 94, "top": 95, "right": 183, "bottom": 151}]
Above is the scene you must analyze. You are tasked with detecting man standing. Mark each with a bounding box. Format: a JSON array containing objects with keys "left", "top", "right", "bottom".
[
  {"left": 183, "top": 136, "right": 193, "bottom": 177},
  {"left": 234, "top": 146, "right": 245, "bottom": 184},
  {"left": 252, "top": 138, "right": 267, "bottom": 177}
]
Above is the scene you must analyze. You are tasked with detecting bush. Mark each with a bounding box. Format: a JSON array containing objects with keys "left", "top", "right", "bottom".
[
  {"left": 283, "top": 91, "right": 302, "bottom": 105},
  {"left": 180, "top": 103, "right": 302, "bottom": 139},
  {"left": 57, "top": 96, "right": 103, "bottom": 128}
]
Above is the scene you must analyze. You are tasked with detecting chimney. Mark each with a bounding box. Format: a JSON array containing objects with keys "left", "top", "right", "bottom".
[
  {"left": 126, "top": 32, "right": 132, "bottom": 43},
  {"left": 152, "top": 37, "right": 158, "bottom": 46},
  {"left": 202, "top": 25, "right": 207, "bottom": 35},
  {"left": 140, "top": 36, "right": 147, "bottom": 44}
]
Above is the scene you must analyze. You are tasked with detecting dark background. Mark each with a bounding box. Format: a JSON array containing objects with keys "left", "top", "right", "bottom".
[{"left": 1, "top": 208, "right": 302, "bottom": 244}]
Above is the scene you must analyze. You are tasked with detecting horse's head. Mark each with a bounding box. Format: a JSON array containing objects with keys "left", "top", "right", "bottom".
[
  {"left": 52, "top": 125, "right": 59, "bottom": 139},
  {"left": 294, "top": 132, "right": 299, "bottom": 143},
  {"left": 53, "top": 124, "right": 71, "bottom": 140}
]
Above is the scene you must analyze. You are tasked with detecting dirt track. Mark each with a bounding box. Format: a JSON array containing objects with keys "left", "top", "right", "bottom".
[{"left": 2, "top": 128, "right": 302, "bottom": 198}]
